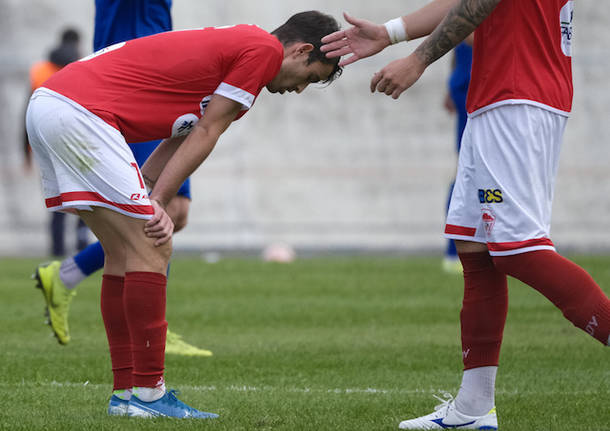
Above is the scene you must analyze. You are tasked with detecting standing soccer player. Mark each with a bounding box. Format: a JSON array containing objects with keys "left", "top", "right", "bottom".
[
  {"left": 33, "top": 0, "right": 210, "bottom": 357},
  {"left": 27, "top": 11, "right": 342, "bottom": 418},
  {"left": 322, "top": 1, "right": 610, "bottom": 429}
]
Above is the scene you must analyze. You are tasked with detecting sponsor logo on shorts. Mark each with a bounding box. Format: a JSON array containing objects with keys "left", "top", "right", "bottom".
[
  {"left": 478, "top": 189, "right": 503, "bottom": 204},
  {"left": 130, "top": 193, "right": 149, "bottom": 201},
  {"left": 481, "top": 207, "right": 496, "bottom": 236}
]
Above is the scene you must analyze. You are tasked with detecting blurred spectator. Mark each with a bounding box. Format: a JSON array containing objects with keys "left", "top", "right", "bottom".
[{"left": 24, "top": 28, "right": 89, "bottom": 256}]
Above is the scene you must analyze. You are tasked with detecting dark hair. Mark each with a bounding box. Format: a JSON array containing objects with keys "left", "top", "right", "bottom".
[
  {"left": 61, "top": 28, "right": 80, "bottom": 44},
  {"left": 271, "top": 11, "right": 342, "bottom": 84}
]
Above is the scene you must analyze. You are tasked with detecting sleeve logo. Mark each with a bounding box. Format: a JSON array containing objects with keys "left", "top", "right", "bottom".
[{"left": 560, "top": 1, "right": 574, "bottom": 57}]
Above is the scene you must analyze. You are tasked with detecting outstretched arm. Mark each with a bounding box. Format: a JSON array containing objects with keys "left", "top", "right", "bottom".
[
  {"left": 144, "top": 94, "right": 241, "bottom": 245},
  {"left": 371, "top": 0, "right": 501, "bottom": 99},
  {"left": 321, "top": 0, "right": 457, "bottom": 67}
]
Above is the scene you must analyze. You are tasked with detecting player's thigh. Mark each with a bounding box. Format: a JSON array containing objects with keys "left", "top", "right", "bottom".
[{"left": 78, "top": 206, "right": 171, "bottom": 275}]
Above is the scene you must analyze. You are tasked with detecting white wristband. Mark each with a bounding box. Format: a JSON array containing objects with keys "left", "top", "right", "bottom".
[{"left": 384, "top": 17, "right": 408, "bottom": 45}]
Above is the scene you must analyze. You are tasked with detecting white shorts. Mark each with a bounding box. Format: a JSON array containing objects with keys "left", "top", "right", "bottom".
[
  {"left": 445, "top": 104, "right": 568, "bottom": 256},
  {"left": 26, "top": 88, "right": 153, "bottom": 219}
]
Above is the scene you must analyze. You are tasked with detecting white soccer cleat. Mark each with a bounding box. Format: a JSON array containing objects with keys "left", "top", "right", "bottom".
[{"left": 399, "top": 394, "right": 498, "bottom": 430}]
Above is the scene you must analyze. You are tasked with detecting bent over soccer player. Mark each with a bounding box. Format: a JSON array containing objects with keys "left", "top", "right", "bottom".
[
  {"left": 33, "top": 0, "right": 211, "bottom": 357},
  {"left": 322, "top": 0, "right": 610, "bottom": 429},
  {"left": 26, "top": 11, "right": 342, "bottom": 418}
]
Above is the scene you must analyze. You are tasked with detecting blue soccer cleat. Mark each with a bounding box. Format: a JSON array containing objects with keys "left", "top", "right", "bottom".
[
  {"left": 127, "top": 389, "right": 218, "bottom": 419},
  {"left": 108, "top": 394, "right": 129, "bottom": 416}
]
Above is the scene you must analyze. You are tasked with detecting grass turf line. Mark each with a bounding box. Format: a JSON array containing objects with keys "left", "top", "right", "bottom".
[{"left": 0, "top": 256, "right": 608, "bottom": 430}]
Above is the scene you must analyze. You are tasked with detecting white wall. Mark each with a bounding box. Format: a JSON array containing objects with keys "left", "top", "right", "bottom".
[{"left": 1, "top": 0, "right": 608, "bottom": 256}]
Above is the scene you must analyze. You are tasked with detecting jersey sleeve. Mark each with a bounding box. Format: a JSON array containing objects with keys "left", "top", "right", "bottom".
[{"left": 214, "top": 43, "right": 283, "bottom": 109}]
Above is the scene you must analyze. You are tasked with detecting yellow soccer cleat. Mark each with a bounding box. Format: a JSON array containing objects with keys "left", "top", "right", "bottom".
[
  {"left": 165, "top": 329, "right": 213, "bottom": 357},
  {"left": 33, "top": 261, "right": 76, "bottom": 345}
]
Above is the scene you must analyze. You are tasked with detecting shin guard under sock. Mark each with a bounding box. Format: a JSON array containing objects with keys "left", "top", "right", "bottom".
[
  {"left": 459, "top": 251, "right": 508, "bottom": 369},
  {"left": 124, "top": 271, "right": 168, "bottom": 388},
  {"left": 493, "top": 250, "right": 610, "bottom": 345},
  {"left": 101, "top": 275, "right": 132, "bottom": 390}
]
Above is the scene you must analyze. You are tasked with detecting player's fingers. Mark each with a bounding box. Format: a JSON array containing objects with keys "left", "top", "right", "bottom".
[
  {"left": 154, "top": 235, "right": 171, "bottom": 247},
  {"left": 338, "top": 54, "right": 361, "bottom": 67},
  {"left": 373, "top": 74, "right": 390, "bottom": 93},
  {"left": 392, "top": 87, "right": 405, "bottom": 99},
  {"left": 321, "top": 31, "right": 346, "bottom": 45},
  {"left": 145, "top": 214, "right": 160, "bottom": 228},
  {"left": 370, "top": 72, "right": 383, "bottom": 92},
  {"left": 343, "top": 12, "right": 365, "bottom": 28},
  {"left": 144, "top": 223, "right": 164, "bottom": 233},
  {"left": 320, "top": 39, "right": 348, "bottom": 53},
  {"left": 326, "top": 45, "right": 356, "bottom": 60}
]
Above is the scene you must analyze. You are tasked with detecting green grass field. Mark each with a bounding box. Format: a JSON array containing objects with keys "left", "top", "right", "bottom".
[{"left": 0, "top": 256, "right": 608, "bottom": 430}]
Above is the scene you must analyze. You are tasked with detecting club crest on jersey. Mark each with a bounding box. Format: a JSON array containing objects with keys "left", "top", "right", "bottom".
[
  {"left": 481, "top": 207, "right": 496, "bottom": 236},
  {"left": 171, "top": 113, "right": 199, "bottom": 137},
  {"left": 560, "top": 1, "right": 574, "bottom": 57}
]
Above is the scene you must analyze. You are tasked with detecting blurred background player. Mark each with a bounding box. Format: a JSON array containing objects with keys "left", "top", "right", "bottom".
[
  {"left": 442, "top": 35, "right": 472, "bottom": 274},
  {"left": 33, "top": 0, "right": 211, "bottom": 357},
  {"left": 24, "top": 28, "right": 89, "bottom": 257}
]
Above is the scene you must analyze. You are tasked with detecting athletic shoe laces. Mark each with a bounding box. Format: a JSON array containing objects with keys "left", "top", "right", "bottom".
[
  {"left": 432, "top": 392, "right": 455, "bottom": 414},
  {"left": 166, "top": 389, "right": 198, "bottom": 415}
]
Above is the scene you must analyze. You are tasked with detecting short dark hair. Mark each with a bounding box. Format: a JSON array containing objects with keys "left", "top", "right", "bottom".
[
  {"left": 61, "top": 28, "right": 80, "bottom": 44},
  {"left": 271, "top": 11, "right": 342, "bottom": 84}
]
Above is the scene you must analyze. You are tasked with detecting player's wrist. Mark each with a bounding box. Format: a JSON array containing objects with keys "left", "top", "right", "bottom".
[{"left": 384, "top": 17, "right": 409, "bottom": 45}]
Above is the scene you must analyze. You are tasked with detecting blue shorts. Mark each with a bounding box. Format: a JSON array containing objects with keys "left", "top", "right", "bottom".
[{"left": 129, "top": 140, "right": 191, "bottom": 200}]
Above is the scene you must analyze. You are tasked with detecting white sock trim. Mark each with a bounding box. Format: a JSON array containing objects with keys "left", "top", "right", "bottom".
[
  {"left": 59, "top": 257, "right": 86, "bottom": 290},
  {"left": 455, "top": 366, "right": 497, "bottom": 416},
  {"left": 133, "top": 382, "right": 166, "bottom": 402}
]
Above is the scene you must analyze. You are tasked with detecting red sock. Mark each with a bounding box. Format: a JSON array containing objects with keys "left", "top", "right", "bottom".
[
  {"left": 101, "top": 275, "right": 132, "bottom": 390},
  {"left": 494, "top": 250, "right": 610, "bottom": 345},
  {"left": 459, "top": 251, "right": 508, "bottom": 369},
  {"left": 124, "top": 272, "right": 168, "bottom": 388}
]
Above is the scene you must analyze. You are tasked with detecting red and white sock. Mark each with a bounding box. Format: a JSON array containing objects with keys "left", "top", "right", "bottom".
[
  {"left": 493, "top": 250, "right": 610, "bottom": 345},
  {"left": 100, "top": 275, "right": 132, "bottom": 391},
  {"left": 124, "top": 272, "right": 168, "bottom": 389}
]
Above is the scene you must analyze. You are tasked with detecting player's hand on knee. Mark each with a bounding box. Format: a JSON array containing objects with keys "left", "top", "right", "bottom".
[{"left": 145, "top": 199, "right": 174, "bottom": 246}]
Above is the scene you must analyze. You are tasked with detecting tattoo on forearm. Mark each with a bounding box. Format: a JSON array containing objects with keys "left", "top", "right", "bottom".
[
  {"left": 415, "top": 0, "right": 501, "bottom": 66},
  {"left": 143, "top": 174, "right": 156, "bottom": 190}
]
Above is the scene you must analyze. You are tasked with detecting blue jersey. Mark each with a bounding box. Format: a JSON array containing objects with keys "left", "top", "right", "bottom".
[
  {"left": 93, "top": 0, "right": 190, "bottom": 199},
  {"left": 94, "top": 0, "right": 172, "bottom": 51},
  {"left": 448, "top": 42, "right": 472, "bottom": 152}
]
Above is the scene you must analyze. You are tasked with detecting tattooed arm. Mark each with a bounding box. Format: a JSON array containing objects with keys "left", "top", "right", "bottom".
[
  {"left": 415, "top": 0, "right": 500, "bottom": 66},
  {"left": 371, "top": 0, "right": 501, "bottom": 99}
]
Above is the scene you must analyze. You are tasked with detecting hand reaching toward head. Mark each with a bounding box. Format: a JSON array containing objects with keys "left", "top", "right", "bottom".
[{"left": 321, "top": 12, "right": 391, "bottom": 67}]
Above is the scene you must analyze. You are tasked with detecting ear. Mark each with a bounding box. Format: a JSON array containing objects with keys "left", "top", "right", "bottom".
[{"left": 291, "top": 42, "right": 314, "bottom": 58}]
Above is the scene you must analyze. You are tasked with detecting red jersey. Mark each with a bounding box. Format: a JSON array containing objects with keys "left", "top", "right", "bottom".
[
  {"left": 43, "top": 25, "right": 283, "bottom": 142},
  {"left": 467, "top": 0, "right": 574, "bottom": 116}
]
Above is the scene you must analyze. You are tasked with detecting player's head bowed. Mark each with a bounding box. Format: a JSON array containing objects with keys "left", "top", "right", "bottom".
[{"left": 272, "top": 11, "right": 343, "bottom": 84}]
